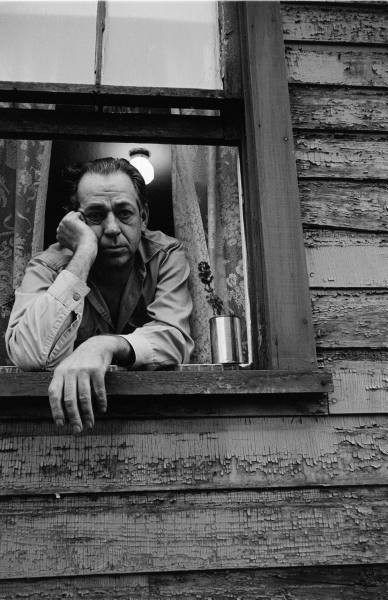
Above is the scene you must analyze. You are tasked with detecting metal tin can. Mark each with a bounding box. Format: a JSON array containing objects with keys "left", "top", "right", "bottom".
[{"left": 209, "top": 315, "right": 243, "bottom": 364}]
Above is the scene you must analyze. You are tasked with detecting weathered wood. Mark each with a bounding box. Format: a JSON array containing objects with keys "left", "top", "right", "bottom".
[
  {"left": 94, "top": 1, "right": 106, "bottom": 87},
  {"left": 0, "top": 370, "right": 332, "bottom": 397},
  {"left": 305, "top": 230, "right": 388, "bottom": 288},
  {"left": 290, "top": 86, "right": 388, "bottom": 131},
  {"left": 2, "top": 564, "right": 388, "bottom": 600},
  {"left": 239, "top": 2, "right": 316, "bottom": 369},
  {"left": 0, "top": 108, "right": 241, "bottom": 144},
  {"left": 0, "top": 415, "right": 386, "bottom": 495},
  {"left": 282, "top": 3, "right": 388, "bottom": 44},
  {"left": 312, "top": 290, "right": 388, "bottom": 348},
  {"left": 299, "top": 181, "right": 388, "bottom": 231},
  {"left": 0, "top": 487, "right": 386, "bottom": 578},
  {"left": 219, "top": 2, "right": 242, "bottom": 96},
  {"left": 0, "top": 393, "right": 328, "bottom": 419},
  {"left": 296, "top": 134, "right": 388, "bottom": 180},
  {"left": 324, "top": 360, "right": 388, "bottom": 414},
  {"left": 286, "top": 45, "right": 388, "bottom": 87},
  {"left": 0, "top": 81, "right": 237, "bottom": 108}
]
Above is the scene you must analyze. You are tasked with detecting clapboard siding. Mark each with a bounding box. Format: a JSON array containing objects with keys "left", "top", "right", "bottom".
[
  {"left": 2, "top": 564, "right": 388, "bottom": 600},
  {"left": 296, "top": 134, "right": 388, "bottom": 179},
  {"left": 0, "top": 487, "right": 387, "bottom": 579},
  {"left": 0, "top": 415, "right": 387, "bottom": 495},
  {"left": 305, "top": 230, "right": 388, "bottom": 287},
  {"left": 286, "top": 45, "right": 388, "bottom": 87},
  {"left": 300, "top": 181, "right": 388, "bottom": 230},
  {"left": 312, "top": 290, "right": 388, "bottom": 348},
  {"left": 282, "top": 3, "right": 388, "bottom": 44},
  {"left": 290, "top": 87, "right": 388, "bottom": 131},
  {"left": 327, "top": 360, "right": 388, "bottom": 414}
]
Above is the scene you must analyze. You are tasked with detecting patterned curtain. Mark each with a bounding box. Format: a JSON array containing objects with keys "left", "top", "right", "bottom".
[
  {"left": 172, "top": 144, "right": 247, "bottom": 363},
  {"left": 0, "top": 139, "right": 52, "bottom": 364}
]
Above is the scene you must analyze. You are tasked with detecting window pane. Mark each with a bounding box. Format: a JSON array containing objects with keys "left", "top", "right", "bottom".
[
  {"left": 102, "top": 1, "right": 222, "bottom": 89},
  {"left": 0, "top": 1, "right": 96, "bottom": 84}
]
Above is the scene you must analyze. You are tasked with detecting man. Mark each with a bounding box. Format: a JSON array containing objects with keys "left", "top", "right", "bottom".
[{"left": 6, "top": 157, "right": 193, "bottom": 433}]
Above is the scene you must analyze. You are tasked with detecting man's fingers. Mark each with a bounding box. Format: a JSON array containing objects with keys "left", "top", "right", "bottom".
[
  {"left": 48, "top": 373, "right": 65, "bottom": 427},
  {"left": 77, "top": 372, "right": 94, "bottom": 429},
  {"left": 63, "top": 372, "right": 83, "bottom": 434},
  {"left": 91, "top": 370, "right": 107, "bottom": 414}
]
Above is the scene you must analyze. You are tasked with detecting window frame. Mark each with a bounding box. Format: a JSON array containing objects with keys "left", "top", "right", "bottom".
[{"left": 0, "top": 1, "right": 332, "bottom": 395}]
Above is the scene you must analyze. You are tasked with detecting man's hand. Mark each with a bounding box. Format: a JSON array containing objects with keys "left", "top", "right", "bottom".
[
  {"left": 57, "top": 211, "right": 98, "bottom": 282},
  {"left": 57, "top": 211, "right": 98, "bottom": 255},
  {"left": 48, "top": 335, "right": 132, "bottom": 434}
]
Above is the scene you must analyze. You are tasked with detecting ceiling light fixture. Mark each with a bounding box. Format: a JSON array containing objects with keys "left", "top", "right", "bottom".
[{"left": 129, "top": 147, "right": 155, "bottom": 185}]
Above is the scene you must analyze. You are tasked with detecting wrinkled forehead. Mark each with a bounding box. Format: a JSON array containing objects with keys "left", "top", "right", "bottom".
[{"left": 76, "top": 172, "right": 140, "bottom": 209}]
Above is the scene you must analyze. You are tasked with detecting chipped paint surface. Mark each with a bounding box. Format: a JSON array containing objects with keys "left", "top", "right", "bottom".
[
  {"left": 286, "top": 45, "right": 388, "bottom": 86},
  {"left": 0, "top": 488, "right": 387, "bottom": 578},
  {"left": 0, "top": 417, "right": 387, "bottom": 494}
]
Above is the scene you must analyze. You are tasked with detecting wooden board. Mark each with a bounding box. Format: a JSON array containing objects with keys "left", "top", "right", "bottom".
[
  {"left": 325, "top": 360, "right": 388, "bottom": 414},
  {"left": 296, "top": 133, "right": 388, "bottom": 180},
  {"left": 239, "top": 2, "right": 316, "bottom": 369},
  {"left": 299, "top": 180, "right": 388, "bottom": 231},
  {"left": 2, "top": 564, "right": 388, "bottom": 600},
  {"left": 304, "top": 230, "right": 388, "bottom": 288},
  {"left": 282, "top": 3, "right": 388, "bottom": 44},
  {"left": 0, "top": 108, "right": 241, "bottom": 145},
  {"left": 0, "top": 415, "right": 387, "bottom": 495},
  {"left": 286, "top": 45, "right": 388, "bottom": 87},
  {"left": 0, "top": 487, "right": 386, "bottom": 578},
  {"left": 290, "top": 86, "right": 388, "bottom": 132},
  {"left": 0, "top": 392, "right": 328, "bottom": 419},
  {"left": 312, "top": 290, "right": 388, "bottom": 348},
  {"left": 0, "top": 370, "right": 332, "bottom": 397}
]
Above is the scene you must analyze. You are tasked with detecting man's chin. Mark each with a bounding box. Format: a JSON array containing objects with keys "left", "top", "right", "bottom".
[{"left": 97, "top": 248, "right": 132, "bottom": 268}]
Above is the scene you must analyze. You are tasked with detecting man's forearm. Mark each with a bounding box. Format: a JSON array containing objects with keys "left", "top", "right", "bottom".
[{"left": 65, "top": 243, "right": 97, "bottom": 282}]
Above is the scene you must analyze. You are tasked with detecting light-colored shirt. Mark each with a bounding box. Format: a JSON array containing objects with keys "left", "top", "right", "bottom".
[{"left": 6, "top": 229, "right": 194, "bottom": 371}]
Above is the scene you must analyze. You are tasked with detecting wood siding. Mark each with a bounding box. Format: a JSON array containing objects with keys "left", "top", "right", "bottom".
[{"left": 1, "top": 2, "right": 388, "bottom": 598}]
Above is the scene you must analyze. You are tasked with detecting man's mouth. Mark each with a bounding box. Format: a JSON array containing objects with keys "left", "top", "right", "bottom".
[{"left": 102, "top": 246, "right": 127, "bottom": 254}]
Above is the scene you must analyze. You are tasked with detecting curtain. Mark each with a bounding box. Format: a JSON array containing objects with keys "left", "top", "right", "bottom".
[
  {"left": 0, "top": 139, "right": 52, "bottom": 364},
  {"left": 172, "top": 144, "right": 247, "bottom": 363}
]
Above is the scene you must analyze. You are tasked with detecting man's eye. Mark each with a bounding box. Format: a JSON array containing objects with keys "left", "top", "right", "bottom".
[
  {"left": 85, "top": 211, "right": 105, "bottom": 224},
  {"left": 116, "top": 210, "right": 133, "bottom": 221}
]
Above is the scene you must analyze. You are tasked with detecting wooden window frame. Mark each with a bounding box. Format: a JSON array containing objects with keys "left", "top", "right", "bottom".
[{"left": 0, "top": 2, "right": 332, "bottom": 398}]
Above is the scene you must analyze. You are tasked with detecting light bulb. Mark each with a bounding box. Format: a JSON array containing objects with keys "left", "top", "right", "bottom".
[{"left": 129, "top": 150, "right": 155, "bottom": 184}]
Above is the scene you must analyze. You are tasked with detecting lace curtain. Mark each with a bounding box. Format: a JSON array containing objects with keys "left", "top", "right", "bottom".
[
  {"left": 0, "top": 139, "right": 51, "bottom": 364},
  {"left": 172, "top": 145, "right": 247, "bottom": 363}
]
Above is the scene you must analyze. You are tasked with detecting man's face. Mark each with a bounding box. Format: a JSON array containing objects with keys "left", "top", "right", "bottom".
[{"left": 77, "top": 171, "right": 147, "bottom": 269}]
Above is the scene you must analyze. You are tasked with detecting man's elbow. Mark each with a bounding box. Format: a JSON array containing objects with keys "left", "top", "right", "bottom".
[{"left": 6, "top": 331, "right": 47, "bottom": 371}]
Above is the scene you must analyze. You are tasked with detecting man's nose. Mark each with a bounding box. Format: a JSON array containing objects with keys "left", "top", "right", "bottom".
[{"left": 103, "top": 212, "right": 120, "bottom": 236}]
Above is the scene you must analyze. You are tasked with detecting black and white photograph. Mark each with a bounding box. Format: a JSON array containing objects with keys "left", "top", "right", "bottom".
[{"left": 0, "top": 0, "right": 387, "bottom": 598}]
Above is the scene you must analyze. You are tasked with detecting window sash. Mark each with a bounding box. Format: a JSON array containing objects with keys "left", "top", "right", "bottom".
[{"left": 0, "top": 2, "right": 319, "bottom": 376}]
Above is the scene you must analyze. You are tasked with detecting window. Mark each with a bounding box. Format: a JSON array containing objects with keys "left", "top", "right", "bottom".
[{"left": 0, "top": 2, "right": 331, "bottom": 395}]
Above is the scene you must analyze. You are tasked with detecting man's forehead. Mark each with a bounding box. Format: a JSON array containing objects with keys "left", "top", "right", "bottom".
[{"left": 77, "top": 171, "right": 137, "bottom": 200}]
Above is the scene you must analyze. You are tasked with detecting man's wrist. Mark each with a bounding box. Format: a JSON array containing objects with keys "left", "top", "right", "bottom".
[
  {"left": 66, "top": 243, "right": 97, "bottom": 282},
  {"left": 100, "top": 335, "right": 135, "bottom": 367}
]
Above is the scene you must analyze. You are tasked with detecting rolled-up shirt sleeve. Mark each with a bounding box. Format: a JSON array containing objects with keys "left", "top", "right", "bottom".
[
  {"left": 120, "top": 245, "right": 194, "bottom": 369},
  {"left": 5, "top": 257, "right": 89, "bottom": 370}
]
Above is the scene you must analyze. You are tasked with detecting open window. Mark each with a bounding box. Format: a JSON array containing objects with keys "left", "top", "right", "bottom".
[{"left": 0, "top": 2, "right": 332, "bottom": 395}]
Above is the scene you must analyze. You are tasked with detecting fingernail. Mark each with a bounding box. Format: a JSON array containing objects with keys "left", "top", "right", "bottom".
[
  {"left": 85, "top": 420, "right": 94, "bottom": 429},
  {"left": 55, "top": 419, "right": 64, "bottom": 427},
  {"left": 73, "top": 425, "right": 82, "bottom": 435}
]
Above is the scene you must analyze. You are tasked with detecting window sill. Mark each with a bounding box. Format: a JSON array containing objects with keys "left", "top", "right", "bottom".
[{"left": 0, "top": 368, "right": 332, "bottom": 397}]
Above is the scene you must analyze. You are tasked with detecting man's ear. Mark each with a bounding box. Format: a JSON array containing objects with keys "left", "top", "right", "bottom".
[{"left": 141, "top": 205, "right": 149, "bottom": 231}]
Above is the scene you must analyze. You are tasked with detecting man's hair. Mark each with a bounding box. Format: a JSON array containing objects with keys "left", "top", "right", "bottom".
[{"left": 62, "top": 157, "right": 148, "bottom": 212}]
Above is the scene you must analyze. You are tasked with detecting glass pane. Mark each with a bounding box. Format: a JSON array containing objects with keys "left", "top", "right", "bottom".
[
  {"left": 103, "top": 1, "right": 222, "bottom": 89},
  {"left": 0, "top": 1, "right": 97, "bottom": 84}
]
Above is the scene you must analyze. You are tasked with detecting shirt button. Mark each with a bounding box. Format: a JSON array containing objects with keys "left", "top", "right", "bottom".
[{"left": 73, "top": 292, "right": 81, "bottom": 302}]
